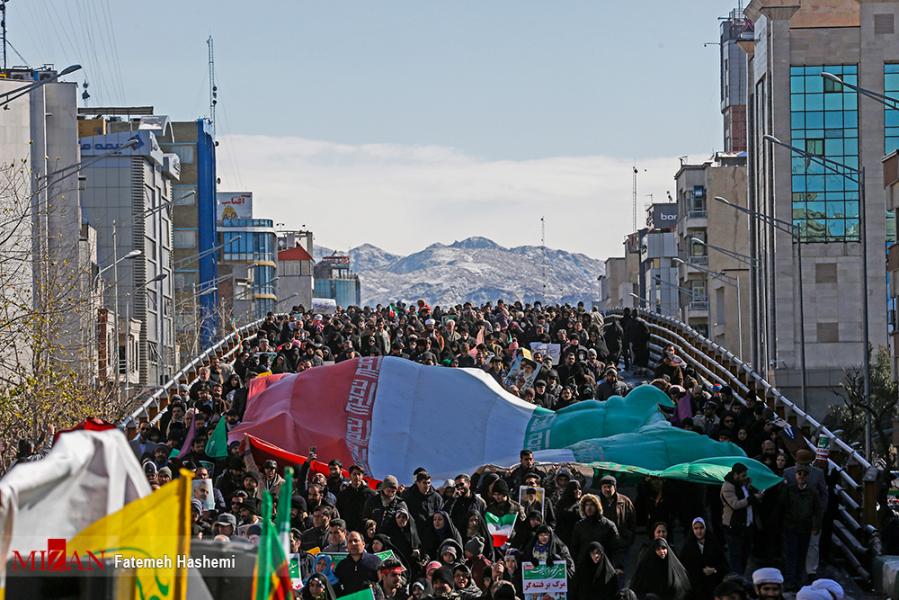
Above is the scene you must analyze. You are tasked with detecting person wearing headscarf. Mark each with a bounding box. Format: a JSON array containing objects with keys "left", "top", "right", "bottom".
[
  {"left": 678, "top": 517, "right": 728, "bottom": 600},
  {"left": 301, "top": 572, "right": 337, "bottom": 600},
  {"left": 511, "top": 510, "right": 544, "bottom": 551},
  {"left": 554, "top": 480, "right": 583, "bottom": 549},
  {"left": 572, "top": 541, "right": 619, "bottom": 600},
  {"left": 462, "top": 510, "right": 495, "bottom": 562},
  {"left": 628, "top": 538, "right": 691, "bottom": 600},
  {"left": 381, "top": 507, "right": 423, "bottom": 570},
  {"left": 521, "top": 524, "right": 574, "bottom": 580},
  {"left": 423, "top": 510, "right": 463, "bottom": 562}
]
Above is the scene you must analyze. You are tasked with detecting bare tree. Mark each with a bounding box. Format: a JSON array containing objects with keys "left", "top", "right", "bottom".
[
  {"left": 0, "top": 158, "right": 128, "bottom": 474},
  {"left": 825, "top": 346, "right": 898, "bottom": 461}
]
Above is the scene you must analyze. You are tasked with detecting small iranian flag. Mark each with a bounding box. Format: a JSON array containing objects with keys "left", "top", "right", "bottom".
[{"left": 485, "top": 511, "right": 517, "bottom": 547}]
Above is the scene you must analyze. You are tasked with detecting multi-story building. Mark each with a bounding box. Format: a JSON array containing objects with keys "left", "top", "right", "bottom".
[
  {"left": 314, "top": 256, "right": 361, "bottom": 308},
  {"left": 156, "top": 120, "right": 218, "bottom": 356},
  {"left": 742, "top": 0, "right": 896, "bottom": 413},
  {"left": 639, "top": 204, "right": 680, "bottom": 317},
  {"left": 277, "top": 230, "right": 315, "bottom": 311},
  {"left": 0, "top": 67, "right": 99, "bottom": 380},
  {"left": 674, "top": 153, "right": 751, "bottom": 360},
  {"left": 79, "top": 118, "right": 179, "bottom": 387},
  {"left": 721, "top": 8, "right": 753, "bottom": 152},
  {"left": 218, "top": 207, "right": 278, "bottom": 323}
]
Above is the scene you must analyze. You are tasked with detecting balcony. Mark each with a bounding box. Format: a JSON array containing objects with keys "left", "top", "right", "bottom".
[{"left": 688, "top": 208, "right": 707, "bottom": 218}]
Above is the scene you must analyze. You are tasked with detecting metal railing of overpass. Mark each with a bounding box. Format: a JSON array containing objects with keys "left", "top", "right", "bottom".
[
  {"left": 121, "top": 309, "right": 881, "bottom": 583},
  {"left": 611, "top": 309, "right": 880, "bottom": 583},
  {"left": 118, "top": 314, "right": 277, "bottom": 431}
]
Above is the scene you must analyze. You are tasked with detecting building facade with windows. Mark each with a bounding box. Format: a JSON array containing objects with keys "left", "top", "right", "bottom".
[
  {"left": 219, "top": 217, "right": 278, "bottom": 322},
  {"left": 674, "top": 153, "right": 751, "bottom": 360},
  {"left": 742, "top": 0, "right": 897, "bottom": 413},
  {"left": 314, "top": 256, "right": 361, "bottom": 308},
  {"left": 155, "top": 120, "right": 218, "bottom": 357},
  {"left": 79, "top": 120, "right": 179, "bottom": 387}
]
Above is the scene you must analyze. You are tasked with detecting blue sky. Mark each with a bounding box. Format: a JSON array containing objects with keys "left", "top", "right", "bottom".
[{"left": 15, "top": 1, "right": 737, "bottom": 257}]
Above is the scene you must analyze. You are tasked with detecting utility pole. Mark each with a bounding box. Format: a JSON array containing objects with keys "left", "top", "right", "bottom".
[
  {"left": 207, "top": 36, "right": 217, "bottom": 135},
  {"left": 1, "top": 0, "right": 8, "bottom": 70},
  {"left": 632, "top": 165, "right": 647, "bottom": 231}
]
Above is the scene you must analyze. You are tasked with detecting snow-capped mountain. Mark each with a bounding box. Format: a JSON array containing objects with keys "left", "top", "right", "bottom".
[{"left": 314, "top": 237, "right": 605, "bottom": 308}]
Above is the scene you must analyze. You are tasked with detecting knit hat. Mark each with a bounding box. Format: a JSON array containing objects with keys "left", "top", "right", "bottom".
[
  {"left": 752, "top": 567, "right": 784, "bottom": 586},
  {"left": 464, "top": 536, "right": 485, "bottom": 556},
  {"left": 599, "top": 475, "right": 617, "bottom": 487},
  {"left": 492, "top": 479, "right": 510, "bottom": 496}
]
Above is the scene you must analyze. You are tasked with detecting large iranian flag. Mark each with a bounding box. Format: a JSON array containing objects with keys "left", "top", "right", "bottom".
[
  {"left": 485, "top": 512, "right": 517, "bottom": 547},
  {"left": 228, "top": 357, "right": 770, "bottom": 488}
]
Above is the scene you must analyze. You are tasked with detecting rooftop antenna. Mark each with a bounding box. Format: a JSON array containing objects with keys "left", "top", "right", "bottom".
[
  {"left": 1, "top": 0, "right": 8, "bottom": 70},
  {"left": 207, "top": 36, "right": 217, "bottom": 135},
  {"left": 540, "top": 216, "right": 546, "bottom": 304},
  {"left": 632, "top": 165, "right": 646, "bottom": 231}
]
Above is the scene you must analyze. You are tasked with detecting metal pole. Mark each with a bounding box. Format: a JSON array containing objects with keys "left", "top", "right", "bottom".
[
  {"left": 796, "top": 230, "right": 807, "bottom": 412},
  {"left": 124, "top": 301, "right": 130, "bottom": 402},
  {"left": 112, "top": 220, "right": 120, "bottom": 394},
  {"left": 736, "top": 275, "right": 744, "bottom": 360},
  {"left": 860, "top": 166, "right": 872, "bottom": 459}
]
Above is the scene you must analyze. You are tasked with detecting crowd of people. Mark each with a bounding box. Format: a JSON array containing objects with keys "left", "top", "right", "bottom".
[{"left": 121, "top": 300, "right": 853, "bottom": 599}]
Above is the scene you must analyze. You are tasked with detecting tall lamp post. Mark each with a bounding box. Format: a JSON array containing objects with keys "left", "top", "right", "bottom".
[
  {"left": 818, "top": 71, "right": 893, "bottom": 460},
  {"left": 764, "top": 131, "right": 869, "bottom": 456},
  {"left": 715, "top": 194, "right": 808, "bottom": 411}
]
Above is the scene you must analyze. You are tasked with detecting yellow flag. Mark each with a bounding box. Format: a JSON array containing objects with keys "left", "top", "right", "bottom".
[{"left": 67, "top": 470, "right": 193, "bottom": 600}]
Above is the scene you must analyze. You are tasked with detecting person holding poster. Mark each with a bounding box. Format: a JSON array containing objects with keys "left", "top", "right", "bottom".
[{"left": 521, "top": 525, "right": 574, "bottom": 580}]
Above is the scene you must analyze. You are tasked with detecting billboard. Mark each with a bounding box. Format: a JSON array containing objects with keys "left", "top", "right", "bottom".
[
  {"left": 648, "top": 203, "right": 678, "bottom": 230},
  {"left": 216, "top": 192, "right": 253, "bottom": 222}
]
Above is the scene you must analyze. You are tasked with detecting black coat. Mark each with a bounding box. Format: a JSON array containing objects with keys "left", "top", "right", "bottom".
[
  {"left": 403, "top": 485, "right": 445, "bottom": 533},
  {"left": 628, "top": 539, "right": 691, "bottom": 600},
  {"left": 336, "top": 483, "right": 375, "bottom": 533},
  {"left": 679, "top": 532, "right": 728, "bottom": 600},
  {"left": 570, "top": 514, "right": 621, "bottom": 566},
  {"left": 572, "top": 542, "right": 619, "bottom": 600}
]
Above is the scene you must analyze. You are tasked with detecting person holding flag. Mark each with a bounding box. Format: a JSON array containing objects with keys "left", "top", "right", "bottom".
[{"left": 252, "top": 468, "right": 293, "bottom": 600}]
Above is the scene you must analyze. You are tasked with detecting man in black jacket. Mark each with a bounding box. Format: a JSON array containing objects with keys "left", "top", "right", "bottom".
[
  {"left": 403, "top": 470, "right": 444, "bottom": 534},
  {"left": 446, "top": 473, "right": 487, "bottom": 534},
  {"left": 337, "top": 464, "right": 375, "bottom": 533},
  {"left": 334, "top": 531, "right": 382, "bottom": 595}
]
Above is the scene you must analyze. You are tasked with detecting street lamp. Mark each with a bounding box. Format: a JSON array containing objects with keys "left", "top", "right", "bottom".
[
  {"left": 765, "top": 130, "right": 869, "bottom": 444},
  {"left": 0, "top": 64, "right": 82, "bottom": 109},
  {"left": 817, "top": 71, "right": 886, "bottom": 459},
  {"left": 715, "top": 194, "right": 808, "bottom": 410},
  {"left": 629, "top": 292, "right": 653, "bottom": 309},
  {"left": 674, "top": 257, "right": 744, "bottom": 359},
  {"left": 689, "top": 237, "right": 758, "bottom": 267}
]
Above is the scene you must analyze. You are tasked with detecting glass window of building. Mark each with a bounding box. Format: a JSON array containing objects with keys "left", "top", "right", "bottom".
[
  {"left": 790, "top": 64, "right": 859, "bottom": 242},
  {"left": 885, "top": 64, "right": 899, "bottom": 155}
]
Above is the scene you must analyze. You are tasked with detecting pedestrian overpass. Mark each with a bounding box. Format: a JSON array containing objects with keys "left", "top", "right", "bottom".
[{"left": 120, "top": 310, "right": 881, "bottom": 587}]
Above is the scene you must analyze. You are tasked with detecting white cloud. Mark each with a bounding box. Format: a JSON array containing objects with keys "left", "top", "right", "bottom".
[{"left": 218, "top": 134, "right": 706, "bottom": 260}]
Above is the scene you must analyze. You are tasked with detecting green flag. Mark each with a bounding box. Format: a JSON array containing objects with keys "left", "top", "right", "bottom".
[
  {"left": 204, "top": 416, "right": 229, "bottom": 459},
  {"left": 251, "top": 491, "right": 292, "bottom": 600},
  {"left": 276, "top": 466, "right": 294, "bottom": 559}
]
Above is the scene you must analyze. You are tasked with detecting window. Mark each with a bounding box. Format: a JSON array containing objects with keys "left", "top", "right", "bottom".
[
  {"left": 174, "top": 229, "right": 197, "bottom": 249},
  {"left": 790, "top": 64, "right": 859, "bottom": 242},
  {"left": 885, "top": 64, "right": 899, "bottom": 154}
]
